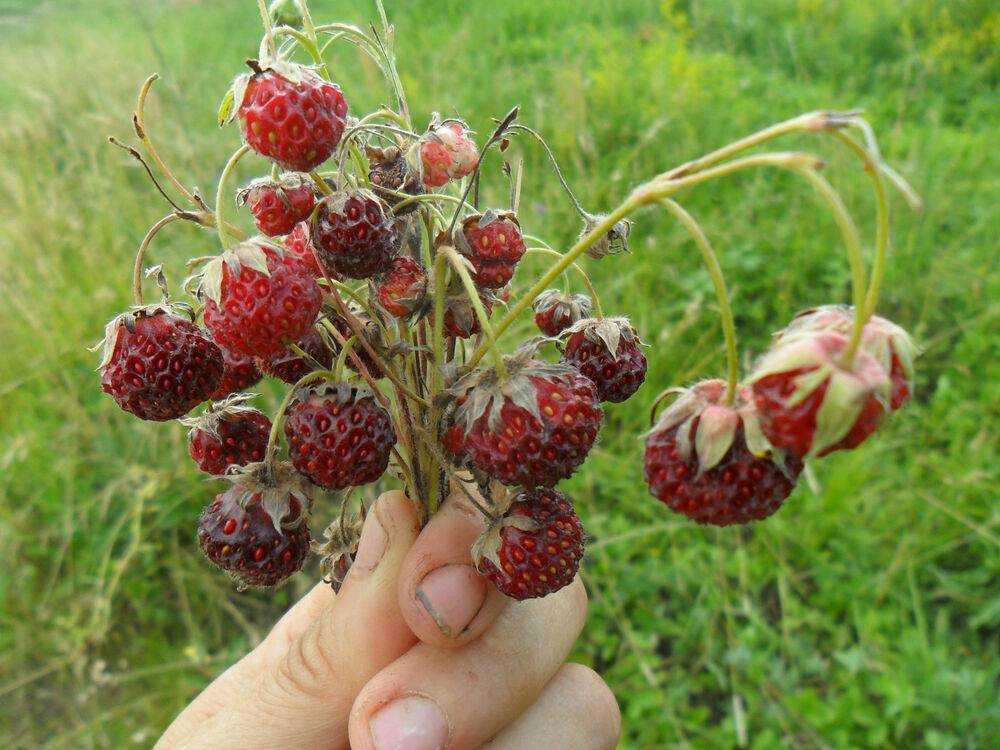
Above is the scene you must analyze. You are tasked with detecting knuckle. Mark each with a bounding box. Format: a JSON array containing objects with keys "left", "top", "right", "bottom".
[
  {"left": 559, "top": 664, "right": 621, "bottom": 748},
  {"left": 266, "top": 622, "right": 341, "bottom": 704}
]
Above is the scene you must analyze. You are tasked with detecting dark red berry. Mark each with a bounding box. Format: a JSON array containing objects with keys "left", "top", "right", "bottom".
[
  {"left": 198, "top": 483, "right": 310, "bottom": 588},
  {"left": 238, "top": 175, "right": 315, "bottom": 237},
  {"left": 446, "top": 361, "right": 603, "bottom": 488},
  {"left": 457, "top": 212, "right": 526, "bottom": 289},
  {"left": 98, "top": 310, "right": 223, "bottom": 421},
  {"left": 201, "top": 240, "right": 322, "bottom": 361},
  {"left": 257, "top": 327, "right": 333, "bottom": 384},
  {"left": 284, "top": 384, "right": 396, "bottom": 489},
  {"left": 187, "top": 407, "right": 271, "bottom": 476},
  {"left": 562, "top": 318, "right": 647, "bottom": 403},
  {"left": 210, "top": 349, "right": 263, "bottom": 401},
  {"left": 474, "top": 488, "right": 584, "bottom": 600},
  {"left": 376, "top": 257, "right": 428, "bottom": 318},
  {"left": 313, "top": 191, "right": 399, "bottom": 279},
  {"left": 532, "top": 290, "right": 592, "bottom": 337},
  {"left": 237, "top": 64, "right": 347, "bottom": 172}
]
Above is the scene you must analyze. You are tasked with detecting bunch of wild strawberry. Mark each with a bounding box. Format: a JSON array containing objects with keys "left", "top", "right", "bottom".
[{"left": 94, "top": 1, "right": 920, "bottom": 599}]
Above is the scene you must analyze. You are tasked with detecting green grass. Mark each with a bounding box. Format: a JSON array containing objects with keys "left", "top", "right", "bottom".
[{"left": 1, "top": 0, "right": 997, "bottom": 746}]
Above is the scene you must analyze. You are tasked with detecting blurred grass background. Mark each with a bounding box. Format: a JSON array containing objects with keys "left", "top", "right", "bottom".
[{"left": 0, "top": 0, "right": 997, "bottom": 747}]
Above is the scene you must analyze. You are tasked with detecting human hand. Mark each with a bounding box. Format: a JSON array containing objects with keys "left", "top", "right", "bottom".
[{"left": 156, "top": 488, "right": 621, "bottom": 749}]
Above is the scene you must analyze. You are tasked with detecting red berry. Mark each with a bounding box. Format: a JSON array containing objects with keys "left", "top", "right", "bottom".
[
  {"left": 457, "top": 212, "right": 526, "bottom": 289},
  {"left": 98, "top": 309, "right": 223, "bottom": 421},
  {"left": 257, "top": 327, "right": 333, "bottom": 384},
  {"left": 532, "top": 290, "right": 592, "bottom": 336},
  {"left": 562, "top": 318, "right": 647, "bottom": 403},
  {"left": 775, "top": 305, "right": 917, "bottom": 411},
  {"left": 367, "top": 145, "right": 423, "bottom": 215},
  {"left": 313, "top": 191, "right": 399, "bottom": 279},
  {"left": 210, "top": 348, "right": 263, "bottom": 401},
  {"left": 238, "top": 174, "right": 315, "bottom": 237},
  {"left": 749, "top": 330, "right": 891, "bottom": 458},
  {"left": 474, "top": 488, "right": 584, "bottom": 600},
  {"left": 284, "top": 383, "right": 396, "bottom": 489},
  {"left": 198, "top": 472, "right": 310, "bottom": 588},
  {"left": 237, "top": 64, "right": 347, "bottom": 172},
  {"left": 420, "top": 121, "right": 479, "bottom": 188},
  {"left": 282, "top": 221, "right": 324, "bottom": 278},
  {"left": 376, "top": 257, "right": 428, "bottom": 318},
  {"left": 446, "top": 359, "right": 603, "bottom": 488},
  {"left": 643, "top": 380, "right": 801, "bottom": 526},
  {"left": 201, "top": 240, "right": 322, "bottom": 361},
  {"left": 186, "top": 403, "right": 271, "bottom": 476}
]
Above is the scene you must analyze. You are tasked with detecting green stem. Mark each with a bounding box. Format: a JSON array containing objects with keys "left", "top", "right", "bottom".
[
  {"left": 443, "top": 248, "right": 507, "bottom": 378},
  {"left": 333, "top": 335, "right": 357, "bottom": 380},
  {"left": 257, "top": 0, "right": 276, "bottom": 58},
  {"left": 790, "top": 167, "right": 868, "bottom": 366},
  {"left": 133, "top": 75, "right": 201, "bottom": 208},
  {"left": 132, "top": 214, "right": 182, "bottom": 305},
  {"left": 660, "top": 199, "right": 739, "bottom": 405},
  {"left": 310, "top": 171, "right": 333, "bottom": 196},
  {"left": 215, "top": 145, "right": 250, "bottom": 248},
  {"left": 468, "top": 151, "right": 825, "bottom": 370},
  {"left": 832, "top": 130, "right": 890, "bottom": 323}
]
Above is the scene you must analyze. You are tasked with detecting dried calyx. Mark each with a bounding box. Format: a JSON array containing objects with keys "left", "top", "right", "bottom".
[
  {"left": 581, "top": 212, "right": 632, "bottom": 259},
  {"left": 179, "top": 392, "right": 261, "bottom": 438},
  {"left": 316, "top": 510, "right": 365, "bottom": 593},
  {"left": 222, "top": 460, "right": 313, "bottom": 532}
]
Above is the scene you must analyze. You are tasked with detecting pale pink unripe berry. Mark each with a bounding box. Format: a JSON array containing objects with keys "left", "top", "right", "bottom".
[{"left": 420, "top": 121, "right": 479, "bottom": 187}]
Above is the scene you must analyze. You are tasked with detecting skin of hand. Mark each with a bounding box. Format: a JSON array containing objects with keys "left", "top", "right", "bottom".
[{"left": 156, "top": 486, "right": 621, "bottom": 750}]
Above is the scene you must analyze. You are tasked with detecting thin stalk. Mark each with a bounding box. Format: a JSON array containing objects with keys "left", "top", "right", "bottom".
[
  {"left": 443, "top": 248, "right": 507, "bottom": 378},
  {"left": 508, "top": 123, "right": 587, "bottom": 217},
  {"left": 215, "top": 145, "right": 250, "bottom": 248},
  {"left": 133, "top": 75, "right": 202, "bottom": 208},
  {"left": 132, "top": 214, "right": 183, "bottom": 305},
  {"left": 257, "top": 0, "right": 276, "bottom": 57},
  {"left": 332, "top": 335, "right": 357, "bottom": 380},
  {"left": 831, "top": 130, "right": 890, "bottom": 322},
  {"left": 790, "top": 167, "right": 868, "bottom": 365},
  {"left": 660, "top": 199, "right": 739, "bottom": 405},
  {"left": 310, "top": 171, "right": 334, "bottom": 196}
]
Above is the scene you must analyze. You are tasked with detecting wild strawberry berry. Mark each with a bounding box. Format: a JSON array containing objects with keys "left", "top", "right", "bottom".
[
  {"left": 284, "top": 383, "right": 396, "bottom": 489},
  {"left": 257, "top": 327, "right": 333, "bottom": 384},
  {"left": 748, "top": 330, "right": 891, "bottom": 458},
  {"left": 561, "top": 317, "right": 647, "bottom": 403},
  {"left": 199, "top": 239, "right": 322, "bottom": 361},
  {"left": 775, "top": 305, "right": 917, "bottom": 411},
  {"left": 532, "top": 290, "right": 592, "bottom": 336},
  {"left": 445, "top": 356, "right": 604, "bottom": 488},
  {"left": 643, "top": 380, "right": 802, "bottom": 526},
  {"left": 313, "top": 190, "right": 399, "bottom": 279},
  {"left": 184, "top": 398, "right": 271, "bottom": 476},
  {"left": 237, "top": 174, "right": 315, "bottom": 237},
  {"left": 367, "top": 145, "right": 423, "bottom": 215},
  {"left": 235, "top": 61, "right": 347, "bottom": 172},
  {"left": 197, "top": 463, "right": 311, "bottom": 588},
  {"left": 420, "top": 120, "right": 479, "bottom": 188},
  {"left": 210, "top": 348, "right": 262, "bottom": 401},
  {"left": 473, "top": 488, "right": 584, "bottom": 600},
  {"left": 283, "top": 221, "right": 324, "bottom": 278},
  {"left": 456, "top": 211, "right": 526, "bottom": 289},
  {"left": 376, "top": 256, "right": 428, "bottom": 318},
  {"left": 97, "top": 307, "right": 223, "bottom": 421}
]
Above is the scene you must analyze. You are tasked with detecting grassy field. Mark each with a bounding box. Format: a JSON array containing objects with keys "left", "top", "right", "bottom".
[{"left": 1, "top": 0, "right": 997, "bottom": 747}]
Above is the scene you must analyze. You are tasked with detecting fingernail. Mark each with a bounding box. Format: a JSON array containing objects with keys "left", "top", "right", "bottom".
[
  {"left": 370, "top": 695, "right": 449, "bottom": 750},
  {"left": 415, "top": 564, "right": 487, "bottom": 638},
  {"left": 353, "top": 501, "right": 389, "bottom": 573}
]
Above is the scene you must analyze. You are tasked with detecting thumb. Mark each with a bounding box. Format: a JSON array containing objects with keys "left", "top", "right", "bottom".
[{"left": 157, "top": 491, "right": 420, "bottom": 750}]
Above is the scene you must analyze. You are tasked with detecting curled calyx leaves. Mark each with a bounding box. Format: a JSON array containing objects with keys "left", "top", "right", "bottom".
[
  {"left": 179, "top": 392, "right": 261, "bottom": 439},
  {"left": 222, "top": 460, "right": 313, "bottom": 533},
  {"left": 192, "top": 238, "right": 280, "bottom": 306}
]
